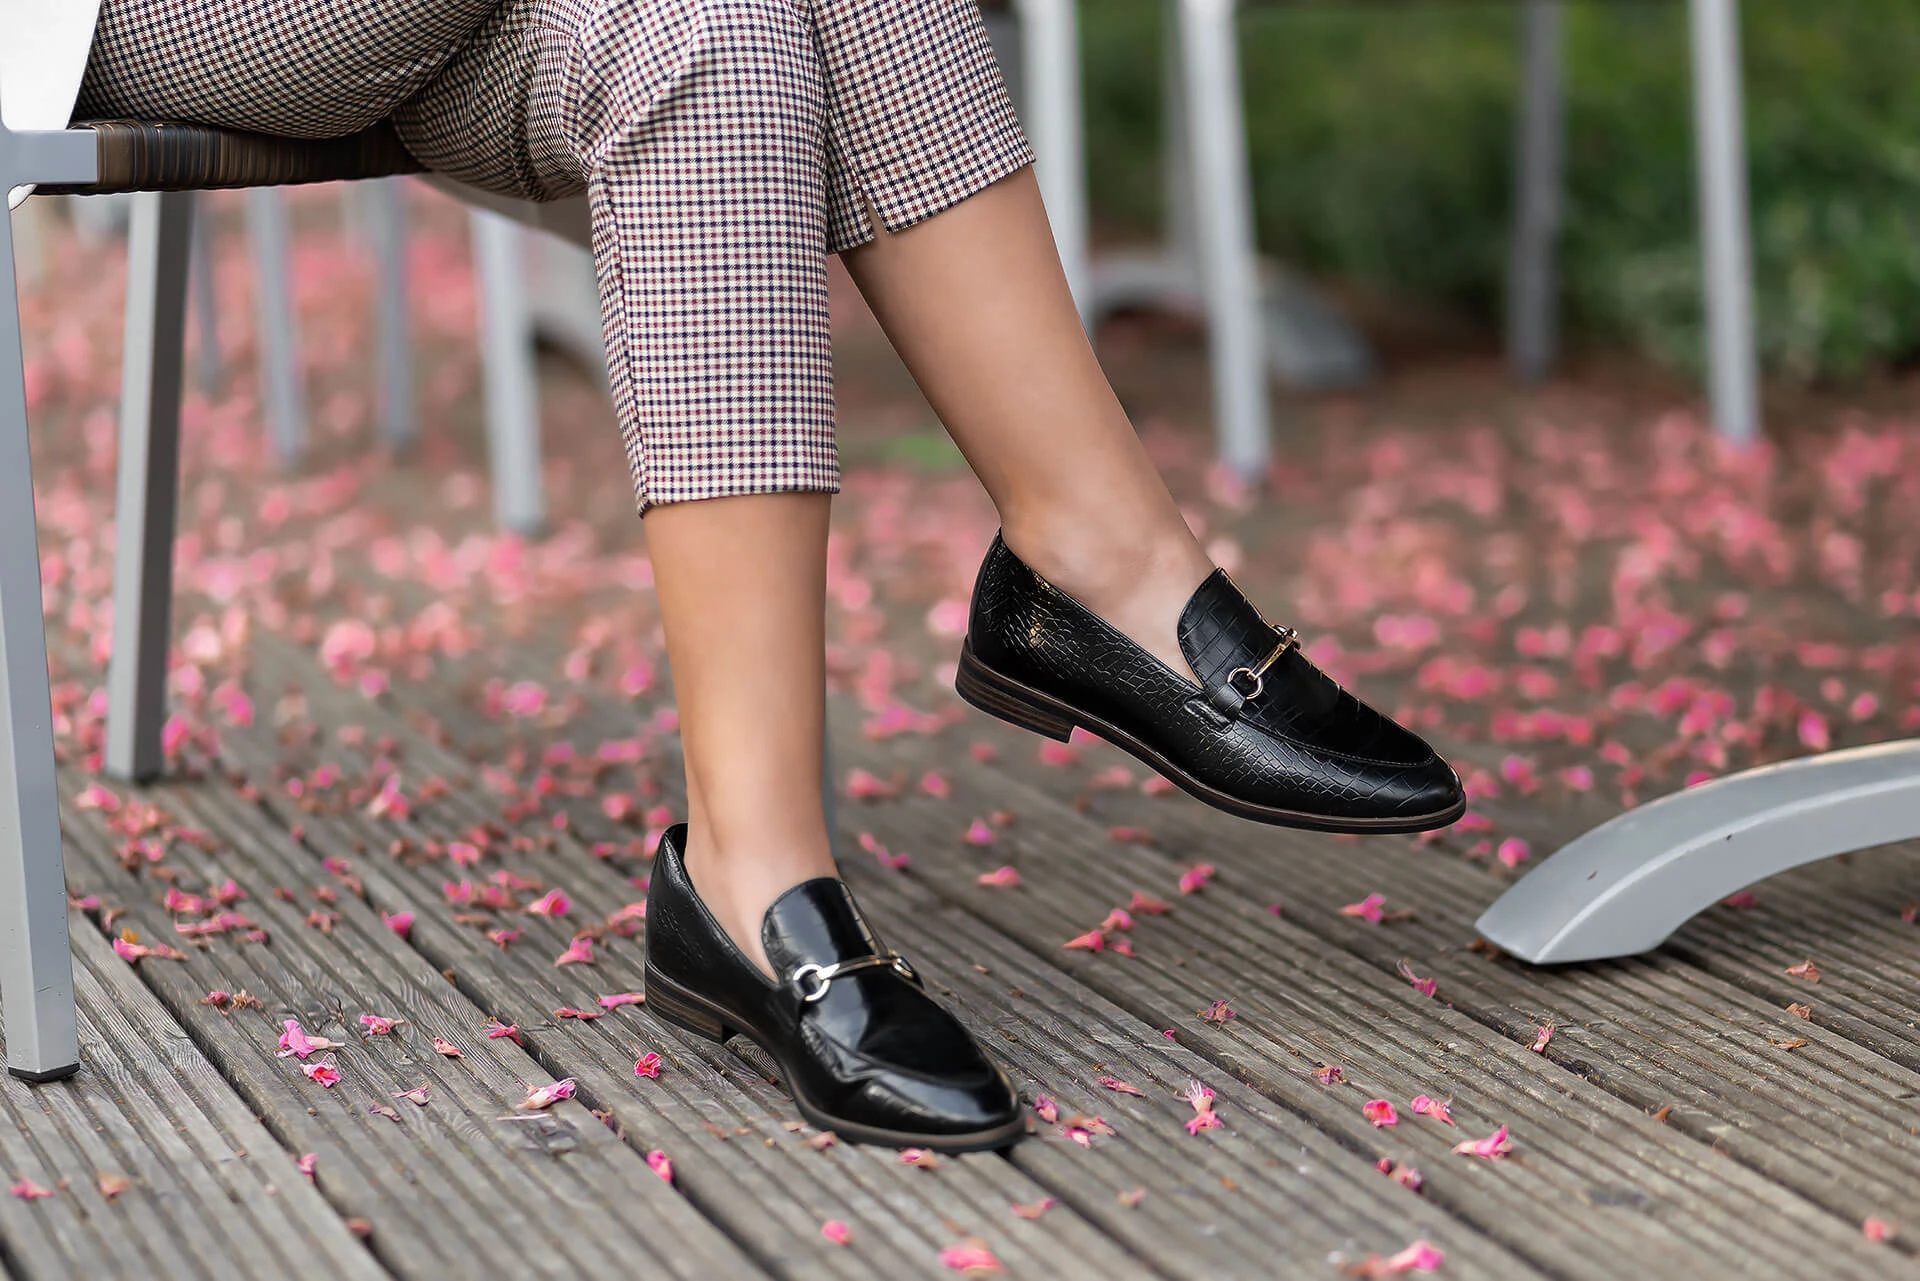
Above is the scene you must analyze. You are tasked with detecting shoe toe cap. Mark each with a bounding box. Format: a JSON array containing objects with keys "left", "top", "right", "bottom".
[{"left": 850, "top": 1066, "right": 1023, "bottom": 1139}]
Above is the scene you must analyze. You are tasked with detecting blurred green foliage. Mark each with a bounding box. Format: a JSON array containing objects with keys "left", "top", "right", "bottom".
[{"left": 1080, "top": 1, "right": 1920, "bottom": 382}]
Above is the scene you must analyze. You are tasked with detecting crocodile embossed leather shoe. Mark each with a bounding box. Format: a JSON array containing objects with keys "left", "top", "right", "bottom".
[
  {"left": 957, "top": 534, "right": 1466, "bottom": 833},
  {"left": 643, "top": 825, "right": 1025, "bottom": 1151}
]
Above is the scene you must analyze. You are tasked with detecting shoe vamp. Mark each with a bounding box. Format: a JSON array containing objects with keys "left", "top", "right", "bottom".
[
  {"left": 803, "top": 977, "right": 991, "bottom": 1079},
  {"left": 1245, "top": 654, "right": 1427, "bottom": 764}
]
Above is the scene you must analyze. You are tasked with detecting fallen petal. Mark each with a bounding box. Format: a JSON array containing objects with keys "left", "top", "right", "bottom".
[{"left": 520, "top": 1078, "right": 578, "bottom": 1110}]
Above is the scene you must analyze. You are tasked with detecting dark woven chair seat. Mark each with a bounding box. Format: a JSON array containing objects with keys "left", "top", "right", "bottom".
[{"left": 40, "top": 119, "right": 424, "bottom": 196}]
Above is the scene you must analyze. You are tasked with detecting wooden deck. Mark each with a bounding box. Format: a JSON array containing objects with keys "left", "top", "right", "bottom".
[
  {"left": 3, "top": 619, "right": 1912, "bottom": 1280},
  {"left": 13, "top": 196, "right": 1920, "bottom": 1278}
]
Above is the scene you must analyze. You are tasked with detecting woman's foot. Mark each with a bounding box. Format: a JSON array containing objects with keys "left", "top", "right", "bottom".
[
  {"left": 645, "top": 826, "right": 1026, "bottom": 1152},
  {"left": 958, "top": 535, "right": 1466, "bottom": 833}
]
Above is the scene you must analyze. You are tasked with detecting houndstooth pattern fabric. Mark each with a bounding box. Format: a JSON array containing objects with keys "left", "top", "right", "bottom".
[{"left": 77, "top": 0, "right": 1033, "bottom": 511}]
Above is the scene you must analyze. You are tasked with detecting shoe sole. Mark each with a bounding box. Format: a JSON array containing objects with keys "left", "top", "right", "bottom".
[
  {"left": 955, "top": 641, "right": 1467, "bottom": 835},
  {"left": 643, "top": 963, "right": 1029, "bottom": 1154}
]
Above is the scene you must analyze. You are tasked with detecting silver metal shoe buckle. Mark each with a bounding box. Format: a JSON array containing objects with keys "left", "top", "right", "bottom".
[
  {"left": 790, "top": 952, "right": 916, "bottom": 1003},
  {"left": 1225, "top": 627, "right": 1299, "bottom": 705}
]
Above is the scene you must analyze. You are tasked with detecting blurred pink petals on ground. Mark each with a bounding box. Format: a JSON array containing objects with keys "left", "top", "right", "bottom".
[
  {"left": 938, "top": 1243, "right": 1004, "bottom": 1275},
  {"left": 554, "top": 936, "right": 595, "bottom": 967},
  {"left": 646, "top": 1150, "right": 674, "bottom": 1184},
  {"left": 1410, "top": 1095, "right": 1455, "bottom": 1126},
  {"left": 1452, "top": 1125, "right": 1513, "bottom": 1159},
  {"left": 821, "top": 1220, "right": 852, "bottom": 1245},
  {"left": 976, "top": 866, "right": 1021, "bottom": 888},
  {"left": 1178, "top": 864, "right": 1216, "bottom": 895},
  {"left": 1363, "top": 1099, "right": 1399, "bottom": 1127}
]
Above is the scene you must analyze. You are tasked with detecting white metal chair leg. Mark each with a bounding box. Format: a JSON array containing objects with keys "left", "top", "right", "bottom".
[
  {"left": 1177, "top": 0, "right": 1269, "bottom": 480},
  {"left": 105, "top": 192, "right": 193, "bottom": 786},
  {"left": 1012, "top": 0, "right": 1091, "bottom": 323},
  {"left": 1689, "top": 0, "right": 1760, "bottom": 445},
  {"left": 525, "top": 232, "right": 609, "bottom": 388},
  {"left": 1507, "top": 0, "right": 1563, "bottom": 385},
  {"left": 10, "top": 200, "right": 46, "bottom": 289},
  {"left": 1476, "top": 740, "right": 1920, "bottom": 964},
  {"left": 0, "top": 109, "right": 95, "bottom": 1082},
  {"left": 471, "top": 208, "right": 546, "bottom": 537},
  {"left": 188, "top": 197, "right": 223, "bottom": 396},
  {"left": 245, "top": 188, "right": 307, "bottom": 468},
  {"left": 366, "top": 178, "right": 418, "bottom": 454}
]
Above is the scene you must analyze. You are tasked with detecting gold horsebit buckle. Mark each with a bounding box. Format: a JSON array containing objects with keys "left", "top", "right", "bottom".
[
  {"left": 1225, "top": 627, "right": 1300, "bottom": 704},
  {"left": 790, "top": 952, "right": 917, "bottom": 1003}
]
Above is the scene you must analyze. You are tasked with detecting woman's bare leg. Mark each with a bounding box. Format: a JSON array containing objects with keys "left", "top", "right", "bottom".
[
  {"left": 646, "top": 493, "right": 836, "bottom": 976},
  {"left": 841, "top": 167, "right": 1215, "bottom": 679}
]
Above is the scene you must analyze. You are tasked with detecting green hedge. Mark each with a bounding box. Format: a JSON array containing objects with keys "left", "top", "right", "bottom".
[{"left": 1081, "top": 1, "right": 1920, "bottom": 383}]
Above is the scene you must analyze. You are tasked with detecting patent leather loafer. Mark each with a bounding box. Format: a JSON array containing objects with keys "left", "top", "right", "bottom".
[
  {"left": 957, "top": 535, "right": 1466, "bottom": 833},
  {"left": 643, "top": 825, "right": 1025, "bottom": 1151}
]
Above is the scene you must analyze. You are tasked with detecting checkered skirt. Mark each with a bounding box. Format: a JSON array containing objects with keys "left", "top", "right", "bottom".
[{"left": 78, "top": 0, "right": 1033, "bottom": 509}]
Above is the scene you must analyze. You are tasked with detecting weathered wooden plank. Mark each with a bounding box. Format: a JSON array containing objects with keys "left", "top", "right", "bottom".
[
  {"left": 225, "top": 636, "right": 1151, "bottom": 1280},
  {"left": 55, "top": 773, "right": 757, "bottom": 1281},
  {"left": 269, "top": 635, "right": 1548, "bottom": 1277},
  {"left": 1092, "top": 779, "right": 1920, "bottom": 1248},
  {"left": 841, "top": 867, "right": 1541, "bottom": 1279},
  {"left": 0, "top": 902, "right": 382, "bottom": 1281},
  {"left": 842, "top": 716, "right": 1905, "bottom": 1280}
]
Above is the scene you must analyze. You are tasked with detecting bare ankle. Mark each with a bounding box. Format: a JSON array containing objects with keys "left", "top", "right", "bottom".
[{"left": 680, "top": 826, "right": 837, "bottom": 979}]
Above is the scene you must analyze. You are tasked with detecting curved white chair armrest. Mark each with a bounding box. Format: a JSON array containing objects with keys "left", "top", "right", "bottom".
[{"left": 1476, "top": 738, "right": 1920, "bottom": 964}]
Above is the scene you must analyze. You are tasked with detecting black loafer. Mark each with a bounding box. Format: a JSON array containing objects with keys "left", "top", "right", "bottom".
[
  {"left": 957, "top": 534, "right": 1465, "bottom": 834},
  {"left": 643, "top": 825, "right": 1025, "bottom": 1151}
]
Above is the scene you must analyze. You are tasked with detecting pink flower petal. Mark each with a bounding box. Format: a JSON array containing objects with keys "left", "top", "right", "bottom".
[
  {"left": 520, "top": 1078, "right": 577, "bottom": 1109},
  {"left": 938, "top": 1244, "right": 1005, "bottom": 1274},
  {"left": 1340, "top": 893, "right": 1387, "bottom": 924},
  {"left": 278, "top": 1019, "right": 318, "bottom": 1060},
  {"left": 646, "top": 1150, "right": 674, "bottom": 1184},
  {"left": 844, "top": 769, "right": 896, "bottom": 801},
  {"left": 634, "top": 1053, "right": 662, "bottom": 1079},
  {"left": 432, "top": 1037, "right": 464, "bottom": 1057},
  {"left": 1397, "top": 959, "right": 1438, "bottom": 998},
  {"left": 304, "top": 1062, "right": 341, "bottom": 1088},
  {"left": 975, "top": 866, "right": 1021, "bottom": 888},
  {"left": 821, "top": 1220, "right": 852, "bottom": 1245},
  {"left": 359, "top": 1014, "right": 404, "bottom": 1036},
  {"left": 598, "top": 992, "right": 646, "bottom": 1009},
  {"left": 1451, "top": 1124, "right": 1513, "bottom": 1159},
  {"left": 1385, "top": 1240, "right": 1446, "bottom": 1273},
  {"left": 383, "top": 910, "right": 414, "bottom": 939},
  {"left": 1178, "top": 864, "right": 1216, "bottom": 895},
  {"left": 1062, "top": 929, "right": 1106, "bottom": 952},
  {"left": 524, "top": 888, "right": 571, "bottom": 918},
  {"left": 1409, "top": 1095, "right": 1455, "bottom": 1126},
  {"left": 9, "top": 1178, "right": 54, "bottom": 1200},
  {"left": 1863, "top": 1217, "right": 1894, "bottom": 1243},
  {"left": 1097, "top": 1076, "right": 1145, "bottom": 1097},
  {"left": 295, "top": 1154, "right": 318, "bottom": 1182},
  {"left": 963, "top": 818, "right": 995, "bottom": 846},
  {"left": 554, "top": 936, "right": 595, "bottom": 967},
  {"left": 1363, "top": 1099, "right": 1399, "bottom": 1127}
]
